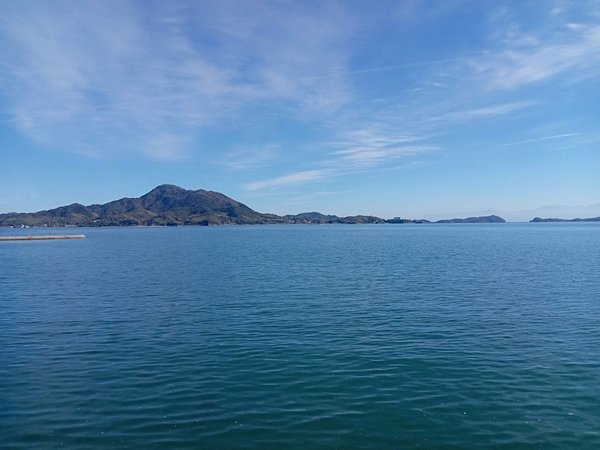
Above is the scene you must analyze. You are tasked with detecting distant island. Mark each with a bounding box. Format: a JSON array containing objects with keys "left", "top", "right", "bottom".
[
  {"left": 434, "top": 215, "right": 505, "bottom": 224},
  {"left": 0, "top": 184, "right": 506, "bottom": 227},
  {"left": 530, "top": 217, "right": 600, "bottom": 223}
]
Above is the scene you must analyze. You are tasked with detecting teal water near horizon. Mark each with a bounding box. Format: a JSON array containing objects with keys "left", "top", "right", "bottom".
[{"left": 1, "top": 224, "right": 599, "bottom": 448}]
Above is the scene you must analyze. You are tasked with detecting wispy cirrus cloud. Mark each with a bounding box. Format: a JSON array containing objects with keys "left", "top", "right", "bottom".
[
  {"left": 335, "top": 145, "right": 434, "bottom": 168},
  {"left": 240, "top": 3, "right": 600, "bottom": 192},
  {"left": 222, "top": 145, "right": 280, "bottom": 171},
  {"left": 244, "top": 169, "right": 330, "bottom": 191},
  {"left": 469, "top": 13, "right": 600, "bottom": 91},
  {"left": 441, "top": 101, "right": 535, "bottom": 121},
  {"left": 0, "top": 0, "right": 356, "bottom": 159},
  {"left": 331, "top": 126, "right": 435, "bottom": 168},
  {"left": 243, "top": 124, "right": 436, "bottom": 191},
  {"left": 499, "top": 133, "right": 581, "bottom": 147}
]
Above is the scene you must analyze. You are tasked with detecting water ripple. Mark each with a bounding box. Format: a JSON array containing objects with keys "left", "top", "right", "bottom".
[{"left": 1, "top": 224, "right": 600, "bottom": 448}]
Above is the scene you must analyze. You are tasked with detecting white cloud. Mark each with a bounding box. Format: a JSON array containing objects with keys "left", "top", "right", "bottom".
[
  {"left": 335, "top": 145, "right": 434, "bottom": 168},
  {"left": 332, "top": 130, "right": 435, "bottom": 167},
  {"left": 442, "top": 101, "right": 535, "bottom": 121},
  {"left": 499, "top": 133, "right": 581, "bottom": 147},
  {"left": 244, "top": 169, "right": 330, "bottom": 191}
]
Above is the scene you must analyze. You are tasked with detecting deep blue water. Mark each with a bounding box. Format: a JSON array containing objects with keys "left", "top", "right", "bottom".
[{"left": 1, "top": 224, "right": 599, "bottom": 449}]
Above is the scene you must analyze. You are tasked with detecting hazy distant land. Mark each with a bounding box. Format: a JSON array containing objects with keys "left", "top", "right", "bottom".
[
  {"left": 0, "top": 184, "right": 512, "bottom": 227},
  {"left": 530, "top": 217, "right": 600, "bottom": 223}
]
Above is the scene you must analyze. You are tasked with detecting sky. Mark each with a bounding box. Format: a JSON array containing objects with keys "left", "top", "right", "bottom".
[{"left": 1, "top": 0, "right": 599, "bottom": 221}]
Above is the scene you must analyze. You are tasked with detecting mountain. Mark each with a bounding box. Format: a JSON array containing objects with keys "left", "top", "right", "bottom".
[
  {"left": 0, "top": 185, "right": 271, "bottom": 227},
  {"left": 530, "top": 217, "right": 600, "bottom": 223},
  {"left": 0, "top": 185, "right": 386, "bottom": 227},
  {"left": 434, "top": 215, "right": 506, "bottom": 224}
]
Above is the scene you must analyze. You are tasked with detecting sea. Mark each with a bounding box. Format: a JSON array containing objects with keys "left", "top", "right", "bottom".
[{"left": 1, "top": 223, "right": 599, "bottom": 449}]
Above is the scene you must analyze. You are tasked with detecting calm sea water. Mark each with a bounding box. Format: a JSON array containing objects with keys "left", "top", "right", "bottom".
[{"left": 1, "top": 224, "right": 599, "bottom": 449}]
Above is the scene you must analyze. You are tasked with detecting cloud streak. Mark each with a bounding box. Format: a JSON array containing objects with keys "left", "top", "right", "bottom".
[
  {"left": 499, "top": 133, "right": 581, "bottom": 147},
  {"left": 442, "top": 101, "right": 535, "bottom": 121},
  {"left": 244, "top": 169, "right": 330, "bottom": 191},
  {"left": 331, "top": 126, "right": 435, "bottom": 168}
]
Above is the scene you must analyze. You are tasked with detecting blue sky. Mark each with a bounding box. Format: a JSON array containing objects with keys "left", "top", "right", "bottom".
[{"left": 1, "top": 0, "right": 599, "bottom": 221}]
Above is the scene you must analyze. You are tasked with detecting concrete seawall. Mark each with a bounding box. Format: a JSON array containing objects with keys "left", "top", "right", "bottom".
[{"left": 0, "top": 234, "right": 85, "bottom": 241}]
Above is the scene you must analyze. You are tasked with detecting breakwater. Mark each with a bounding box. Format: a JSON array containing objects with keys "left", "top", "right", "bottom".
[{"left": 0, "top": 234, "right": 85, "bottom": 241}]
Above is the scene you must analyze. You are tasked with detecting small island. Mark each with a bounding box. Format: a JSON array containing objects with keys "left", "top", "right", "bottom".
[
  {"left": 530, "top": 217, "right": 600, "bottom": 223},
  {"left": 434, "top": 215, "right": 505, "bottom": 224}
]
